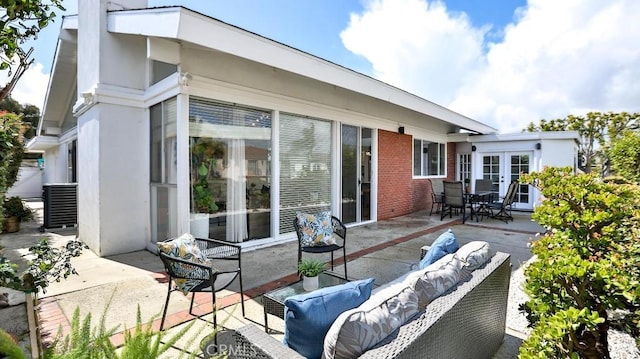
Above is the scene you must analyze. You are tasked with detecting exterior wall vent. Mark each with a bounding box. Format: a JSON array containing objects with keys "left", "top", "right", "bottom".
[{"left": 42, "top": 183, "right": 78, "bottom": 230}]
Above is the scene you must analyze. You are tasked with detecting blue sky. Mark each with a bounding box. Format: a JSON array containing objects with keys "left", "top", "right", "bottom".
[
  {"left": 6, "top": 0, "right": 640, "bottom": 133},
  {"left": 30, "top": 0, "right": 525, "bottom": 74}
]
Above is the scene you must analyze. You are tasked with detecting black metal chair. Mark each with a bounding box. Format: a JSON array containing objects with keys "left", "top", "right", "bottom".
[
  {"left": 429, "top": 179, "right": 445, "bottom": 215},
  {"left": 294, "top": 215, "right": 348, "bottom": 280},
  {"left": 158, "top": 237, "right": 245, "bottom": 331},
  {"left": 440, "top": 181, "right": 471, "bottom": 224},
  {"left": 488, "top": 181, "right": 519, "bottom": 223},
  {"left": 473, "top": 179, "right": 496, "bottom": 220}
]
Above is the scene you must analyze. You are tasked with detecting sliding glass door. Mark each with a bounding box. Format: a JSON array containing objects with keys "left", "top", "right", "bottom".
[{"left": 341, "top": 125, "right": 372, "bottom": 224}]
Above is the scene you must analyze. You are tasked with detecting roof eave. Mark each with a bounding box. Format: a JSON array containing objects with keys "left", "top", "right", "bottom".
[{"left": 107, "top": 7, "right": 496, "bottom": 134}]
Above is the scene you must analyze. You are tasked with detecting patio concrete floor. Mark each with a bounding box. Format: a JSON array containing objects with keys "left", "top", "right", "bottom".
[{"left": 0, "top": 203, "right": 542, "bottom": 358}]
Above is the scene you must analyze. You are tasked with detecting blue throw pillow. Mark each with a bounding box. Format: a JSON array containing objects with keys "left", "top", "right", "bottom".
[
  {"left": 419, "top": 229, "right": 459, "bottom": 269},
  {"left": 283, "top": 278, "right": 375, "bottom": 359}
]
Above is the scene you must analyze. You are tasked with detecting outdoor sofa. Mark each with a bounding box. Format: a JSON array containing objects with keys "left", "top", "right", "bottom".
[{"left": 226, "top": 245, "right": 511, "bottom": 359}]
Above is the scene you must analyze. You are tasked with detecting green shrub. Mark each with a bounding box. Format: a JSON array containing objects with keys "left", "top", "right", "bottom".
[
  {"left": 46, "top": 297, "right": 219, "bottom": 359},
  {"left": 0, "top": 328, "right": 27, "bottom": 359},
  {"left": 3, "top": 196, "right": 33, "bottom": 222},
  {"left": 0, "top": 112, "right": 26, "bottom": 222},
  {"left": 519, "top": 167, "right": 640, "bottom": 358}
]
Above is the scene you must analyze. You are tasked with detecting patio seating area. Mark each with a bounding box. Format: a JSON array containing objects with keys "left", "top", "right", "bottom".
[{"left": 0, "top": 204, "right": 541, "bottom": 358}]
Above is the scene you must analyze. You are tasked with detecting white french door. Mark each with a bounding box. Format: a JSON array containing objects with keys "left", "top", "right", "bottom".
[{"left": 480, "top": 152, "right": 533, "bottom": 210}]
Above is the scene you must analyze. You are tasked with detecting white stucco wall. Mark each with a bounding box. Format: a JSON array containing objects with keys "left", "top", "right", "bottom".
[
  {"left": 75, "top": 0, "right": 149, "bottom": 256},
  {"left": 180, "top": 47, "right": 453, "bottom": 135},
  {"left": 540, "top": 139, "right": 577, "bottom": 169},
  {"left": 6, "top": 167, "right": 43, "bottom": 199},
  {"left": 76, "top": 104, "right": 148, "bottom": 256},
  {"left": 97, "top": 104, "right": 148, "bottom": 255},
  {"left": 42, "top": 144, "right": 68, "bottom": 184}
]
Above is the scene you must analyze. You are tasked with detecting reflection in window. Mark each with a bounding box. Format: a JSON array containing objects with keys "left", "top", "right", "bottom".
[
  {"left": 189, "top": 98, "right": 271, "bottom": 242},
  {"left": 150, "top": 97, "right": 178, "bottom": 243},
  {"left": 413, "top": 139, "right": 446, "bottom": 176},
  {"left": 279, "top": 113, "right": 332, "bottom": 234}
]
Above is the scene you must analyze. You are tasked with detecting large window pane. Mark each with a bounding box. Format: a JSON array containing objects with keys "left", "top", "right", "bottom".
[
  {"left": 150, "top": 97, "right": 178, "bottom": 243},
  {"left": 279, "top": 113, "right": 332, "bottom": 234},
  {"left": 150, "top": 104, "right": 162, "bottom": 183},
  {"left": 342, "top": 125, "right": 357, "bottom": 223},
  {"left": 189, "top": 98, "right": 272, "bottom": 242},
  {"left": 413, "top": 139, "right": 445, "bottom": 176},
  {"left": 413, "top": 139, "right": 421, "bottom": 176}
]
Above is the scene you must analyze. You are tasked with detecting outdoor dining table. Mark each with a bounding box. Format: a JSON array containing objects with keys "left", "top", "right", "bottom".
[{"left": 464, "top": 191, "right": 495, "bottom": 222}]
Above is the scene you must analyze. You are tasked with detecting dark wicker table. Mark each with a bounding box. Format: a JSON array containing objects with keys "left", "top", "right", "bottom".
[{"left": 262, "top": 273, "right": 348, "bottom": 333}]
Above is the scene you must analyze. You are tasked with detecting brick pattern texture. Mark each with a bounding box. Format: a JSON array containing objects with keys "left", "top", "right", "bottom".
[{"left": 377, "top": 130, "right": 456, "bottom": 220}]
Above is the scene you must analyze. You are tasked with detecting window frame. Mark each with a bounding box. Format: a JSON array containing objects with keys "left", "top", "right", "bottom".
[{"left": 413, "top": 138, "right": 447, "bottom": 177}]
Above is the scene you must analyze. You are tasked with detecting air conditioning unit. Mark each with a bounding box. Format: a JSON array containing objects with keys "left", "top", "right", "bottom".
[{"left": 42, "top": 183, "right": 78, "bottom": 229}]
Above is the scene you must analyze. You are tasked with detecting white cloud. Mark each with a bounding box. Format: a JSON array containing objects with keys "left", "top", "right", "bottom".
[
  {"left": 342, "top": 0, "right": 640, "bottom": 133},
  {"left": 0, "top": 61, "right": 50, "bottom": 109},
  {"left": 341, "top": 0, "right": 487, "bottom": 106}
]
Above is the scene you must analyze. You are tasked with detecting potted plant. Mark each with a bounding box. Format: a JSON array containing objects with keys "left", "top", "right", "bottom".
[
  {"left": 189, "top": 138, "right": 224, "bottom": 238},
  {"left": 298, "top": 259, "right": 325, "bottom": 291},
  {"left": 2, "top": 197, "right": 33, "bottom": 233},
  {"left": 463, "top": 178, "right": 471, "bottom": 193}
]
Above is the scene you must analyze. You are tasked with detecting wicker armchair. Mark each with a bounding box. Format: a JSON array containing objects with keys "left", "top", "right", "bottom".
[
  {"left": 158, "top": 237, "right": 245, "bottom": 330},
  {"left": 294, "top": 215, "right": 348, "bottom": 280}
]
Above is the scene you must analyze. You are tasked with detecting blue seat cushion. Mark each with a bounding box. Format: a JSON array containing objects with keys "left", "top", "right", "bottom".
[
  {"left": 419, "top": 229, "right": 459, "bottom": 269},
  {"left": 283, "top": 278, "right": 375, "bottom": 359}
]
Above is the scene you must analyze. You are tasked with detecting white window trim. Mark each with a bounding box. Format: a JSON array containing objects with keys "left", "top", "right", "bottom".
[{"left": 412, "top": 138, "right": 447, "bottom": 178}]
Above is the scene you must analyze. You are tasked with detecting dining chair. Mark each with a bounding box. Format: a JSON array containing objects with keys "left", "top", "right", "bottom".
[
  {"left": 487, "top": 181, "right": 519, "bottom": 223},
  {"left": 440, "top": 181, "right": 470, "bottom": 224},
  {"left": 429, "top": 179, "right": 445, "bottom": 215}
]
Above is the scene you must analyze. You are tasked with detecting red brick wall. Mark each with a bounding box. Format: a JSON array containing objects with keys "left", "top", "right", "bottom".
[
  {"left": 377, "top": 130, "right": 413, "bottom": 219},
  {"left": 446, "top": 142, "right": 456, "bottom": 180},
  {"left": 377, "top": 131, "right": 457, "bottom": 220}
]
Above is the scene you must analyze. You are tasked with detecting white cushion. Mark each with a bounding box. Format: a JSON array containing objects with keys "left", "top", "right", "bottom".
[
  {"left": 323, "top": 282, "right": 419, "bottom": 359},
  {"left": 455, "top": 241, "right": 491, "bottom": 271},
  {"left": 404, "top": 254, "right": 464, "bottom": 307}
]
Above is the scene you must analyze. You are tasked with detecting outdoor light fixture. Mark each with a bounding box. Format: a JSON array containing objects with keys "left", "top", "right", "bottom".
[
  {"left": 535, "top": 143, "right": 541, "bottom": 150},
  {"left": 398, "top": 126, "right": 405, "bottom": 134},
  {"left": 472, "top": 145, "right": 477, "bottom": 152}
]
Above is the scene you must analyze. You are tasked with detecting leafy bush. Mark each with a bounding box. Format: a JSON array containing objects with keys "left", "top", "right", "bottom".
[
  {"left": 3, "top": 196, "right": 33, "bottom": 222},
  {"left": 0, "top": 238, "right": 86, "bottom": 294},
  {"left": 609, "top": 130, "right": 640, "bottom": 183},
  {"left": 0, "top": 328, "right": 27, "bottom": 359},
  {"left": 44, "top": 296, "right": 222, "bottom": 359},
  {"left": 519, "top": 167, "right": 640, "bottom": 358},
  {"left": 0, "top": 112, "right": 26, "bottom": 222}
]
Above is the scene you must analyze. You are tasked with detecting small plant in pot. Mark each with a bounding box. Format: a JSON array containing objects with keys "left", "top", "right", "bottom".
[
  {"left": 298, "top": 259, "right": 325, "bottom": 291},
  {"left": 2, "top": 196, "right": 34, "bottom": 233}
]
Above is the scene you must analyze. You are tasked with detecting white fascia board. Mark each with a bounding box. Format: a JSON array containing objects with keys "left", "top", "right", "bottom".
[
  {"left": 108, "top": 7, "right": 496, "bottom": 134},
  {"left": 107, "top": 8, "right": 180, "bottom": 38},
  {"left": 39, "top": 25, "right": 77, "bottom": 135},
  {"left": 26, "top": 136, "right": 60, "bottom": 151},
  {"left": 61, "top": 14, "right": 78, "bottom": 30},
  {"left": 470, "top": 130, "right": 581, "bottom": 143}
]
